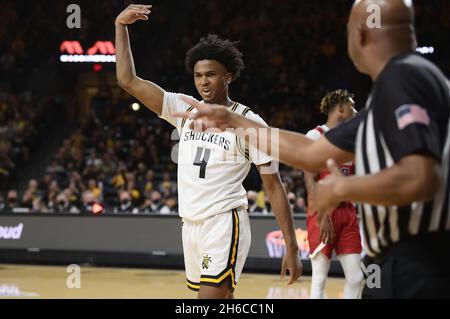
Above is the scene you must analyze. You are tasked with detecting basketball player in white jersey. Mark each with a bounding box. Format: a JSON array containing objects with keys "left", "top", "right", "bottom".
[
  {"left": 115, "top": 4, "right": 301, "bottom": 298},
  {"left": 304, "top": 90, "right": 363, "bottom": 299}
]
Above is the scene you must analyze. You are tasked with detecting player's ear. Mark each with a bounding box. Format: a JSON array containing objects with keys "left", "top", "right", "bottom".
[
  {"left": 357, "top": 24, "right": 367, "bottom": 48},
  {"left": 226, "top": 73, "right": 232, "bottom": 85}
]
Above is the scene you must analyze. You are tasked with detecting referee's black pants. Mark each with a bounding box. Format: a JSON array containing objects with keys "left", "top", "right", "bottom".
[{"left": 362, "top": 232, "right": 450, "bottom": 299}]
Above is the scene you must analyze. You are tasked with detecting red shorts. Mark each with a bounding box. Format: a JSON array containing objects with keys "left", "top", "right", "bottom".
[{"left": 307, "top": 203, "right": 362, "bottom": 259}]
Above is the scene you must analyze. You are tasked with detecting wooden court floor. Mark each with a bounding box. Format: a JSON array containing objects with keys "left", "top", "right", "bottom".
[{"left": 0, "top": 264, "right": 346, "bottom": 299}]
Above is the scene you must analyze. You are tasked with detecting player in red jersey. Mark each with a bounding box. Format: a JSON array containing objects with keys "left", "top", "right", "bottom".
[{"left": 304, "top": 90, "right": 363, "bottom": 299}]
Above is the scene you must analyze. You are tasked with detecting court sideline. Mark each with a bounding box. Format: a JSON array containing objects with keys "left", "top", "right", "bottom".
[{"left": 0, "top": 264, "right": 346, "bottom": 299}]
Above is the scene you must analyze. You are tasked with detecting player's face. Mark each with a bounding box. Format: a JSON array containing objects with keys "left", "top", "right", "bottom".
[
  {"left": 342, "top": 101, "right": 357, "bottom": 120},
  {"left": 193, "top": 60, "right": 232, "bottom": 103}
]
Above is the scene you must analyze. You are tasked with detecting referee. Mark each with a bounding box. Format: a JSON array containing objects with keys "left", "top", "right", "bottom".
[
  {"left": 174, "top": 0, "right": 450, "bottom": 298},
  {"left": 315, "top": 0, "right": 450, "bottom": 298}
]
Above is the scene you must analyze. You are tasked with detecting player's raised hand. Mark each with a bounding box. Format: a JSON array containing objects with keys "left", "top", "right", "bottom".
[
  {"left": 172, "top": 96, "right": 233, "bottom": 132},
  {"left": 319, "top": 214, "right": 336, "bottom": 244},
  {"left": 115, "top": 4, "right": 152, "bottom": 26}
]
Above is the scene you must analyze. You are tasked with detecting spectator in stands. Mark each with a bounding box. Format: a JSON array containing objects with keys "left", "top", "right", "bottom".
[
  {"left": 39, "top": 174, "right": 52, "bottom": 197},
  {"left": 124, "top": 172, "right": 141, "bottom": 205},
  {"left": 31, "top": 195, "right": 48, "bottom": 213},
  {"left": 115, "top": 190, "right": 138, "bottom": 214},
  {"left": 130, "top": 141, "right": 146, "bottom": 167},
  {"left": 98, "top": 171, "right": 116, "bottom": 208},
  {"left": 251, "top": 195, "right": 271, "bottom": 215},
  {"left": 292, "top": 172, "right": 307, "bottom": 199},
  {"left": 46, "top": 180, "right": 60, "bottom": 211},
  {"left": 282, "top": 175, "right": 295, "bottom": 195},
  {"left": 264, "top": 196, "right": 272, "bottom": 214},
  {"left": 65, "top": 180, "right": 82, "bottom": 209},
  {"left": 246, "top": 190, "right": 259, "bottom": 213},
  {"left": 159, "top": 196, "right": 178, "bottom": 215},
  {"left": 293, "top": 197, "right": 307, "bottom": 214},
  {"left": 46, "top": 159, "right": 65, "bottom": 177},
  {"left": 256, "top": 188, "right": 266, "bottom": 208},
  {"left": 80, "top": 191, "right": 96, "bottom": 214},
  {"left": 287, "top": 192, "right": 296, "bottom": 211},
  {"left": 70, "top": 172, "right": 86, "bottom": 193},
  {"left": 150, "top": 191, "right": 163, "bottom": 212},
  {"left": 135, "top": 162, "right": 147, "bottom": 190},
  {"left": 140, "top": 197, "right": 154, "bottom": 213},
  {"left": 159, "top": 171, "right": 176, "bottom": 195},
  {"left": 64, "top": 160, "right": 77, "bottom": 179},
  {"left": 52, "top": 192, "right": 79, "bottom": 214},
  {"left": 142, "top": 169, "right": 155, "bottom": 197},
  {"left": 87, "top": 179, "right": 102, "bottom": 201},
  {"left": 0, "top": 143, "right": 14, "bottom": 187},
  {"left": 5, "top": 190, "right": 19, "bottom": 212},
  {"left": 21, "top": 179, "right": 39, "bottom": 209},
  {"left": 111, "top": 164, "right": 126, "bottom": 189}
]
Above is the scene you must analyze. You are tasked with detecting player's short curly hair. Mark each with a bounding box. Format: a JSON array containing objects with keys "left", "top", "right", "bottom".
[
  {"left": 185, "top": 34, "right": 245, "bottom": 80},
  {"left": 320, "top": 89, "right": 355, "bottom": 115}
]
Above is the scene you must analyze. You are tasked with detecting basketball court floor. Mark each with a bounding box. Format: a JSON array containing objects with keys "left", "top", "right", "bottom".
[{"left": 0, "top": 264, "right": 346, "bottom": 299}]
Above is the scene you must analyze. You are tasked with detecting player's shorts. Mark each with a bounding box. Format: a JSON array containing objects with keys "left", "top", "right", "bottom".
[
  {"left": 307, "top": 203, "right": 362, "bottom": 260},
  {"left": 182, "top": 207, "right": 251, "bottom": 292}
]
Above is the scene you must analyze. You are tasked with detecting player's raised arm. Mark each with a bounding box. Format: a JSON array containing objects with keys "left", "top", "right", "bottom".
[
  {"left": 115, "top": 4, "right": 164, "bottom": 116},
  {"left": 174, "top": 97, "right": 355, "bottom": 172}
]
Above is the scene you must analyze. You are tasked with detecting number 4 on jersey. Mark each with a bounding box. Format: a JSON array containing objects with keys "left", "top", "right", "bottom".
[{"left": 193, "top": 147, "right": 211, "bottom": 179}]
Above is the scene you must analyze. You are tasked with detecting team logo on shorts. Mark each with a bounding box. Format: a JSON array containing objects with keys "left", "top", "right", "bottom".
[{"left": 202, "top": 255, "right": 212, "bottom": 269}]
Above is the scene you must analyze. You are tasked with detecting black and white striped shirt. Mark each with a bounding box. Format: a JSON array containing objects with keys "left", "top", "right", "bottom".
[{"left": 326, "top": 53, "right": 450, "bottom": 257}]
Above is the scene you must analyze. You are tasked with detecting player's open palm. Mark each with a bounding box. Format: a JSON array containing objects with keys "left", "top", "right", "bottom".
[
  {"left": 115, "top": 4, "right": 152, "bottom": 26},
  {"left": 319, "top": 215, "right": 335, "bottom": 244}
]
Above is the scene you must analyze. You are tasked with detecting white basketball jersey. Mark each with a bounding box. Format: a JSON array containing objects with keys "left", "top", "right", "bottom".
[
  {"left": 159, "top": 92, "right": 273, "bottom": 221},
  {"left": 306, "top": 124, "right": 330, "bottom": 141},
  {"left": 306, "top": 124, "right": 354, "bottom": 171}
]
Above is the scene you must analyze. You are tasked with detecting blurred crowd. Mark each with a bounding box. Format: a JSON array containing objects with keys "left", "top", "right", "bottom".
[
  {"left": 0, "top": 97, "right": 308, "bottom": 215},
  {"left": 0, "top": 0, "right": 449, "bottom": 215},
  {"left": 0, "top": 90, "right": 60, "bottom": 192},
  {"left": 156, "top": 0, "right": 450, "bottom": 131}
]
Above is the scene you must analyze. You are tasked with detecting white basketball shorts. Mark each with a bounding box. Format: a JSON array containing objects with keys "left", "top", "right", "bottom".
[{"left": 182, "top": 207, "right": 251, "bottom": 292}]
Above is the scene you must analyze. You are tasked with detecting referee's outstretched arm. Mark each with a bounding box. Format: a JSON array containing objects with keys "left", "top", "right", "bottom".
[{"left": 173, "top": 96, "right": 355, "bottom": 173}]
